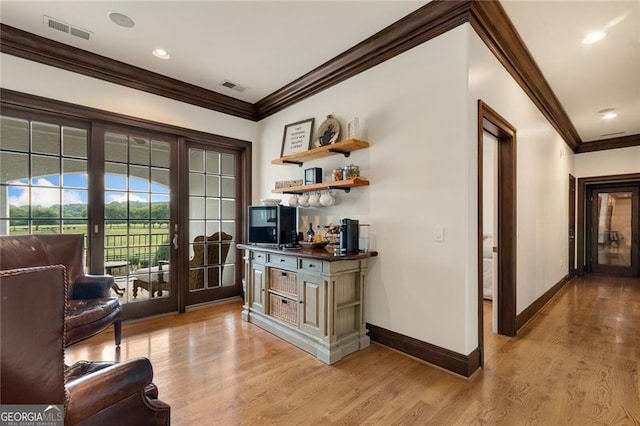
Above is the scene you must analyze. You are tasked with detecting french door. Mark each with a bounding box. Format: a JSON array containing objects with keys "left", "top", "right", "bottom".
[
  {"left": 91, "top": 125, "right": 180, "bottom": 318},
  {"left": 587, "top": 184, "right": 639, "bottom": 277},
  {"left": 183, "top": 141, "right": 242, "bottom": 307},
  {"left": 95, "top": 131, "right": 245, "bottom": 316}
]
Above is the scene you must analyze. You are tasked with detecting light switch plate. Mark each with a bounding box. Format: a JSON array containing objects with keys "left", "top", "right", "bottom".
[{"left": 434, "top": 226, "right": 444, "bottom": 242}]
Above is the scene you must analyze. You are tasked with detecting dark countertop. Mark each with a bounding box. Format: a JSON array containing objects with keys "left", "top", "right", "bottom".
[{"left": 238, "top": 244, "right": 378, "bottom": 262}]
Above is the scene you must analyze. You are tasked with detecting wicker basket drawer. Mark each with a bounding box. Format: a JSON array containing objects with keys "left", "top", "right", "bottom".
[
  {"left": 269, "top": 268, "right": 298, "bottom": 296},
  {"left": 269, "top": 293, "right": 298, "bottom": 325}
]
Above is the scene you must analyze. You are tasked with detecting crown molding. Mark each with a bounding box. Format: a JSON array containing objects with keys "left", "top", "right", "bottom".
[
  {"left": 469, "top": 0, "right": 581, "bottom": 152},
  {"left": 255, "top": 0, "right": 473, "bottom": 120},
  {"left": 575, "top": 134, "right": 640, "bottom": 153},
  {"left": 0, "top": 24, "right": 257, "bottom": 121},
  {"left": 1, "top": 1, "right": 591, "bottom": 152}
]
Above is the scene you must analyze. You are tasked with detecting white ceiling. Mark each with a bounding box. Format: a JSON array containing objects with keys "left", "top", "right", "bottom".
[{"left": 1, "top": 1, "right": 638, "bottom": 144}]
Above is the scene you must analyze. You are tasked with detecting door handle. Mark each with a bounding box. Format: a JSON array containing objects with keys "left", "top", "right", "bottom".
[{"left": 173, "top": 233, "right": 179, "bottom": 250}]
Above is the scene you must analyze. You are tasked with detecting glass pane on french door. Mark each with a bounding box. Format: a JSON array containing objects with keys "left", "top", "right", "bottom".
[
  {"left": 104, "top": 132, "right": 174, "bottom": 307},
  {"left": 186, "top": 145, "right": 238, "bottom": 306},
  {"left": 0, "top": 115, "right": 89, "bottom": 263},
  {"left": 591, "top": 186, "right": 639, "bottom": 277},
  {"left": 596, "top": 191, "right": 632, "bottom": 267}
]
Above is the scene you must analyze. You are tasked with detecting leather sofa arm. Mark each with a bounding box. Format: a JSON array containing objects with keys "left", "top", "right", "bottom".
[
  {"left": 65, "top": 358, "right": 154, "bottom": 425},
  {"left": 72, "top": 274, "right": 115, "bottom": 299}
]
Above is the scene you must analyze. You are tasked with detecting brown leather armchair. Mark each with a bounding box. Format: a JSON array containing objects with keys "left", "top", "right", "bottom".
[
  {"left": 0, "top": 265, "right": 170, "bottom": 426},
  {"left": 0, "top": 234, "right": 122, "bottom": 347}
]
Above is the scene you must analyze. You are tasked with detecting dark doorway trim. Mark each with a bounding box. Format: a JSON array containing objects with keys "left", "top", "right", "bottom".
[
  {"left": 577, "top": 173, "right": 640, "bottom": 276},
  {"left": 569, "top": 174, "right": 576, "bottom": 277},
  {"left": 477, "top": 100, "right": 517, "bottom": 367}
]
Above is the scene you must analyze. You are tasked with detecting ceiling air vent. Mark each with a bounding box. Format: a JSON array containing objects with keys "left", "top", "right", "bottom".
[
  {"left": 600, "top": 131, "right": 626, "bottom": 137},
  {"left": 219, "top": 80, "right": 246, "bottom": 93},
  {"left": 43, "top": 16, "right": 92, "bottom": 41}
]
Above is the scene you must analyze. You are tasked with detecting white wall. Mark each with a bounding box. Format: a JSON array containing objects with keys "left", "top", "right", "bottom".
[
  {"left": 574, "top": 146, "right": 640, "bottom": 178},
  {"left": 257, "top": 26, "right": 473, "bottom": 354},
  {"left": 467, "top": 28, "right": 574, "bottom": 318},
  {"left": 0, "top": 54, "right": 257, "bottom": 142}
]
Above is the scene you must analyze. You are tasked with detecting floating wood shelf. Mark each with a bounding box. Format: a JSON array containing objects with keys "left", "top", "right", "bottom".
[
  {"left": 272, "top": 139, "right": 369, "bottom": 166},
  {"left": 272, "top": 178, "right": 370, "bottom": 194}
]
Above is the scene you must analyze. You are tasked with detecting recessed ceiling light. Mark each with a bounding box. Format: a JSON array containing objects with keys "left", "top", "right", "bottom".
[
  {"left": 109, "top": 12, "right": 135, "bottom": 28},
  {"left": 582, "top": 31, "right": 606, "bottom": 44},
  {"left": 598, "top": 108, "right": 618, "bottom": 120},
  {"left": 152, "top": 48, "right": 171, "bottom": 59}
]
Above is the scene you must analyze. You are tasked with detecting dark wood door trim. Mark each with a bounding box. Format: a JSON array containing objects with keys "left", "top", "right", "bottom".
[
  {"left": 569, "top": 174, "right": 576, "bottom": 277},
  {"left": 478, "top": 100, "right": 517, "bottom": 368},
  {"left": 577, "top": 173, "right": 640, "bottom": 276},
  {"left": 0, "top": 89, "right": 252, "bottom": 153}
]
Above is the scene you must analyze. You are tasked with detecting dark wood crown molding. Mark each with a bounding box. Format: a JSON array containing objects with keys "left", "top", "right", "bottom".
[
  {"left": 255, "top": 0, "right": 473, "bottom": 120},
  {"left": 0, "top": 24, "right": 256, "bottom": 121},
  {"left": 575, "top": 134, "right": 640, "bottom": 153},
  {"left": 469, "top": 0, "right": 581, "bottom": 152},
  {"left": 1, "top": 1, "right": 593, "bottom": 152}
]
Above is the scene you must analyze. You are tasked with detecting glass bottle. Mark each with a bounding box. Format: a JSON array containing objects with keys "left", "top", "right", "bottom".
[{"left": 307, "top": 223, "right": 315, "bottom": 242}]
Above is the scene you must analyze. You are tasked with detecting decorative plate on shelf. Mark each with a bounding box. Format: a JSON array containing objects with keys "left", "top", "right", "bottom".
[{"left": 315, "top": 114, "right": 341, "bottom": 147}]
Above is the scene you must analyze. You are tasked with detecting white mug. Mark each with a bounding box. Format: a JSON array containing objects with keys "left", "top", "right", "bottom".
[
  {"left": 308, "top": 193, "right": 321, "bottom": 207},
  {"left": 298, "top": 193, "right": 310, "bottom": 207},
  {"left": 320, "top": 192, "right": 335, "bottom": 207},
  {"left": 288, "top": 195, "right": 299, "bottom": 207}
]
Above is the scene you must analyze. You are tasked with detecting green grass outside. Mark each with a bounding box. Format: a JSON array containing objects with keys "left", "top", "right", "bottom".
[{"left": 8, "top": 223, "right": 170, "bottom": 268}]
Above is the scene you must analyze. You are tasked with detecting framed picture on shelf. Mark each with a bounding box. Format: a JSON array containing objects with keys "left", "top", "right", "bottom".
[{"left": 281, "top": 118, "right": 314, "bottom": 157}]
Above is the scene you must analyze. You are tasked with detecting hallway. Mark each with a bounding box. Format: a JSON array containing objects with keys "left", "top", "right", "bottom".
[{"left": 67, "top": 274, "right": 640, "bottom": 424}]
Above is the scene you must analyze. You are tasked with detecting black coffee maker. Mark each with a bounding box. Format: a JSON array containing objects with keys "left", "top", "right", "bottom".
[{"left": 339, "top": 218, "right": 359, "bottom": 254}]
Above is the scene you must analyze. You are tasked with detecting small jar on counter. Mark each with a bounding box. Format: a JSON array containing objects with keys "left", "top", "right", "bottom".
[{"left": 332, "top": 168, "right": 343, "bottom": 181}]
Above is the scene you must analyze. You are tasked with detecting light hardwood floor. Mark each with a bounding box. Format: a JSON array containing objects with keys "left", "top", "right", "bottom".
[{"left": 67, "top": 274, "right": 640, "bottom": 425}]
